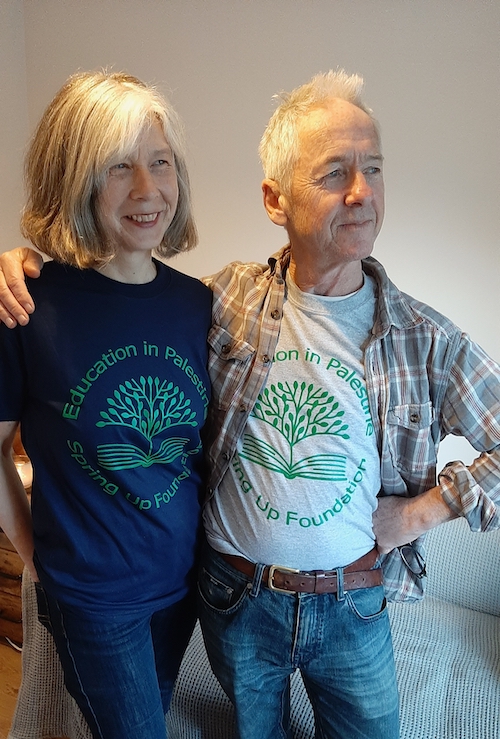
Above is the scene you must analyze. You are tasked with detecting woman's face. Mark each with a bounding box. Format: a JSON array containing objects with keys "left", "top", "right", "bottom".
[{"left": 97, "top": 120, "right": 179, "bottom": 257}]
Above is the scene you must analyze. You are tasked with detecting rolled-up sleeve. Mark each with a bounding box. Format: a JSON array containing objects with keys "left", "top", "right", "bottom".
[{"left": 438, "top": 334, "right": 500, "bottom": 530}]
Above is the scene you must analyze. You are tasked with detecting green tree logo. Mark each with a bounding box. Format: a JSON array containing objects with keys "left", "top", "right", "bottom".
[
  {"left": 240, "top": 381, "right": 349, "bottom": 480},
  {"left": 95, "top": 376, "right": 198, "bottom": 470}
]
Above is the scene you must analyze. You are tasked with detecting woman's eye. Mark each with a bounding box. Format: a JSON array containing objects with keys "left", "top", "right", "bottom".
[{"left": 109, "top": 163, "right": 128, "bottom": 174}]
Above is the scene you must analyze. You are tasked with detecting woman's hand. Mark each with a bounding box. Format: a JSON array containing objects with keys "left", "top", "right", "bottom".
[{"left": 0, "top": 248, "right": 43, "bottom": 327}]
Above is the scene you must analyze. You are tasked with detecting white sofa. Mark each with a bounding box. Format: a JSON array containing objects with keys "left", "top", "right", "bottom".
[{"left": 8, "top": 518, "right": 500, "bottom": 739}]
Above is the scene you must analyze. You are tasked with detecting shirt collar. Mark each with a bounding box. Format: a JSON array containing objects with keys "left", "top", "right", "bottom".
[{"left": 271, "top": 246, "right": 422, "bottom": 338}]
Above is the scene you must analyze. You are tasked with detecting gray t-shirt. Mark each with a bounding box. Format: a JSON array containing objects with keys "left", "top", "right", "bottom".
[{"left": 204, "top": 273, "right": 380, "bottom": 569}]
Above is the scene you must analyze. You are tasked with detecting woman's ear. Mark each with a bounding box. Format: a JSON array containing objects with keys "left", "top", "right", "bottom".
[{"left": 261, "top": 179, "right": 288, "bottom": 227}]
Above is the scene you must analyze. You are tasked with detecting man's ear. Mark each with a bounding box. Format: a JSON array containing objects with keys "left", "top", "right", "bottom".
[{"left": 262, "top": 179, "right": 288, "bottom": 226}]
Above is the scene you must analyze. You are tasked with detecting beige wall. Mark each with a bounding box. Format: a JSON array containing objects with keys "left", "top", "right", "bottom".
[
  {"left": 0, "top": 0, "right": 28, "bottom": 247},
  {"left": 1, "top": 0, "right": 499, "bottom": 462}
]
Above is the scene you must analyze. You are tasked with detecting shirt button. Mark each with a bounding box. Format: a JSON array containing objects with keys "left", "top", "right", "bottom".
[
  {"left": 222, "top": 452, "right": 230, "bottom": 461},
  {"left": 410, "top": 412, "right": 420, "bottom": 423},
  {"left": 271, "top": 309, "right": 280, "bottom": 320},
  {"left": 221, "top": 343, "right": 231, "bottom": 355},
  {"left": 262, "top": 354, "right": 271, "bottom": 364},
  {"left": 239, "top": 404, "right": 247, "bottom": 412}
]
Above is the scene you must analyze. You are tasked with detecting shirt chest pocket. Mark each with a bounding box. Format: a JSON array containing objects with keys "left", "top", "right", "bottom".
[
  {"left": 208, "top": 325, "right": 256, "bottom": 411},
  {"left": 386, "top": 401, "right": 436, "bottom": 473}
]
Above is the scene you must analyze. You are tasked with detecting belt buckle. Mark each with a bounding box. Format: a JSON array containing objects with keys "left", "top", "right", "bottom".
[{"left": 268, "top": 564, "right": 300, "bottom": 592}]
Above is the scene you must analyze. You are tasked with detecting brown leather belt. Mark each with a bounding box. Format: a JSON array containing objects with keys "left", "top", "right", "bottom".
[{"left": 219, "top": 547, "right": 381, "bottom": 595}]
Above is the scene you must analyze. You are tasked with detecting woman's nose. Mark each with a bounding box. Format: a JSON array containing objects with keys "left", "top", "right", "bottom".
[{"left": 130, "top": 167, "right": 157, "bottom": 199}]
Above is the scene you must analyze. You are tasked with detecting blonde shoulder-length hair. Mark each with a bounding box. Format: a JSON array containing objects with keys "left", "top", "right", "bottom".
[{"left": 21, "top": 70, "right": 197, "bottom": 269}]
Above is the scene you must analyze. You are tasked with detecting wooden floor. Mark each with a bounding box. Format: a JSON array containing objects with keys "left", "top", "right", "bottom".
[{"left": 0, "top": 638, "right": 21, "bottom": 739}]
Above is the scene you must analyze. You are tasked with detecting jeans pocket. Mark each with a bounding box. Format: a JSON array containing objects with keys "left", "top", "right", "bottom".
[
  {"left": 345, "top": 585, "right": 388, "bottom": 622},
  {"left": 34, "top": 581, "right": 54, "bottom": 635},
  {"left": 198, "top": 564, "right": 250, "bottom": 615}
]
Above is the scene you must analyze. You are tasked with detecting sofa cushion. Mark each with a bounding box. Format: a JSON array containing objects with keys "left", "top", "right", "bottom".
[
  {"left": 424, "top": 518, "right": 500, "bottom": 616},
  {"left": 389, "top": 596, "right": 500, "bottom": 739}
]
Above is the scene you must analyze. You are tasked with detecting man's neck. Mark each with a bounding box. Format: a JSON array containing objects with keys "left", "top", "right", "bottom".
[{"left": 288, "top": 253, "right": 364, "bottom": 297}]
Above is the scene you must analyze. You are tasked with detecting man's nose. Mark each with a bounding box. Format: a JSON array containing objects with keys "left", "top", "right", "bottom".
[
  {"left": 345, "top": 171, "right": 372, "bottom": 205},
  {"left": 131, "top": 167, "right": 157, "bottom": 199}
]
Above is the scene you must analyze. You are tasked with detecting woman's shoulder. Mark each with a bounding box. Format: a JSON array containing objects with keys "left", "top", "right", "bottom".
[
  {"left": 157, "top": 260, "right": 211, "bottom": 298},
  {"left": 27, "top": 259, "right": 82, "bottom": 292}
]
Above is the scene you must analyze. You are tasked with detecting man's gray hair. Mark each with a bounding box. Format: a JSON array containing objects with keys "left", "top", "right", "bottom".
[{"left": 259, "top": 69, "right": 380, "bottom": 195}]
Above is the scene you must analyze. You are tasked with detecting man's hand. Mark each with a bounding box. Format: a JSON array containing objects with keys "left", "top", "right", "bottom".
[
  {"left": 373, "top": 486, "right": 457, "bottom": 553},
  {"left": 0, "top": 248, "right": 43, "bottom": 327}
]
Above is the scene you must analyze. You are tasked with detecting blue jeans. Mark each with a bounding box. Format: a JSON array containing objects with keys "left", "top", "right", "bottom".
[
  {"left": 198, "top": 544, "right": 400, "bottom": 739},
  {"left": 36, "top": 584, "right": 196, "bottom": 739}
]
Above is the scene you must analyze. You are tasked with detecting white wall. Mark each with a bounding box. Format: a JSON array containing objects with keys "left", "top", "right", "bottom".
[{"left": 2, "top": 0, "right": 499, "bottom": 464}]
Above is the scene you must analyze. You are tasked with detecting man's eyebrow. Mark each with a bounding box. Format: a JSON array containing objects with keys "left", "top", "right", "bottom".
[{"left": 321, "top": 153, "right": 384, "bottom": 166}]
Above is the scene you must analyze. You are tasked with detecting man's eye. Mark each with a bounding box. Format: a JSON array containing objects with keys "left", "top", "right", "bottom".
[
  {"left": 327, "top": 169, "right": 342, "bottom": 179},
  {"left": 365, "top": 166, "right": 381, "bottom": 175}
]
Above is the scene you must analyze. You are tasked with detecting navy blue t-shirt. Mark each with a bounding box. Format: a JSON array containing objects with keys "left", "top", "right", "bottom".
[{"left": 0, "top": 260, "right": 211, "bottom": 614}]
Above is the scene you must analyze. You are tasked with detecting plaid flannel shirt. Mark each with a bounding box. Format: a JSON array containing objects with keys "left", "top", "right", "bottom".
[{"left": 202, "top": 246, "right": 500, "bottom": 602}]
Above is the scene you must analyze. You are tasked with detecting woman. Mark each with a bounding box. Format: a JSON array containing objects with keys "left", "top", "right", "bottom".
[{"left": 0, "top": 71, "right": 211, "bottom": 739}]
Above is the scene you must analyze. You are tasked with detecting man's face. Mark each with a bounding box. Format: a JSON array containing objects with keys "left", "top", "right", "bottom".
[{"left": 279, "top": 99, "right": 385, "bottom": 267}]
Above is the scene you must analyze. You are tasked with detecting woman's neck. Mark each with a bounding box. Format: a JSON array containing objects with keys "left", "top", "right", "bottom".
[{"left": 94, "top": 252, "right": 157, "bottom": 284}]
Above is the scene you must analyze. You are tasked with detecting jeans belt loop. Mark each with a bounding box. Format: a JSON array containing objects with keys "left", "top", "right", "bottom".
[
  {"left": 336, "top": 566, "right": 345, "bottom": 602},
  {"left": 250, "top": 562, "right": 266, "bottom": 598}
]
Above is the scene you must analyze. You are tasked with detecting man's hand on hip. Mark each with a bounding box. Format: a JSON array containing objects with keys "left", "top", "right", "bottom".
[{"left": 373, "top": 486, "right": 456, "bottom": 553}]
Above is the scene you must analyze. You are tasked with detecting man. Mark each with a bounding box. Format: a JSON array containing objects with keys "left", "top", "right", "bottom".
[{"left": 1, "top": 70, "right": 500, "bottom": 739}]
